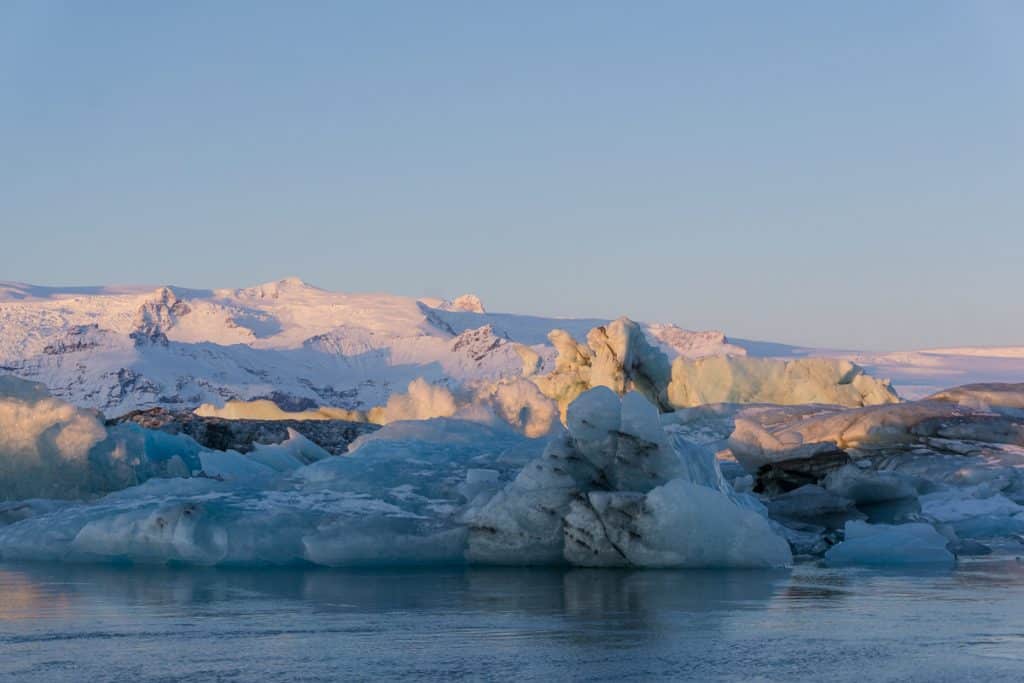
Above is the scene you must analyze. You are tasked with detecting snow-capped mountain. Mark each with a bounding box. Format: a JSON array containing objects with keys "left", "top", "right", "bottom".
[
  {"left": 2, "top": 277, "right": 1023, "bottom": 415},
  {"left": 0, "top": 278, "right": 749, "bottom": 416}
]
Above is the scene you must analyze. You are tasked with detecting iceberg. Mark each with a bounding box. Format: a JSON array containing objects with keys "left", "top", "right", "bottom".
[
  {"left": 825, "top": 521, "right": 954, "bottom": 566},
  {"left": 528, "top": 322, "right": 898, "bottom": 421},
  {"left": 667, "top": 356, "right": 899, "bottom": 409},
  {"left": 531, "top": 319, "right": 673, "bottom": 418},
  {"left": 467, "top": 388, "right": 792, "bottom": 568},
  {"left": 0, "top": 387, "right": 791, "bottom": 569},
  {"left": 0, "top": 419, "right": 536, "bottom": 566},
  {"left": 0, "top": 375, "right": 201, "bottom": 500},
  {"left": 563, "top": 480, "right": 792, "bottom": 568}
]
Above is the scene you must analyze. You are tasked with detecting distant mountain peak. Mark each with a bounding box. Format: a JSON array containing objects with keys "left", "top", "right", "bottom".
[
  {"left": 440, "top": 294, "right": 486, "bottom": 313},
  {"left": 233, "top": 277, "right": 322, "bottom": 300}
]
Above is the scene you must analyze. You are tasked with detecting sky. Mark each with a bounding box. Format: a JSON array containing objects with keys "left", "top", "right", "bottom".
[{"left": 1, "top": 1, "right": 1022, "bottom": 350}]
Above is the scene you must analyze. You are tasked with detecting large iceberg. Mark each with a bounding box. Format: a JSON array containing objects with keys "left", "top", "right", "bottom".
[
  {"left": 528, "top": 320, "right": 898, "bottom": 419},
  {"left": 466, "top": 389, "right": 791, "bottom": 568},
  {"left": 667, "top": 356, "right": 899, "bottom": 409}
]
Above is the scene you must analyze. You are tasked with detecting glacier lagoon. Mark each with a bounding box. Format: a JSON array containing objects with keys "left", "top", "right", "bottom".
[
  {"left": 2, "top": 559, "right": 1024, "bottom": 682},
  {"left": 5, "top": 285, "right": 1024, "bottom": 679}
]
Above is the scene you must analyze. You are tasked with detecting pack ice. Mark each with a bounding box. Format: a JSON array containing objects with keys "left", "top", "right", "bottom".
[
  {"left": 724, "top": 383, "right": 1024, "bottom": 563},
  {"left": 0, "top": 379, "right": 791, "bottom": 568}
]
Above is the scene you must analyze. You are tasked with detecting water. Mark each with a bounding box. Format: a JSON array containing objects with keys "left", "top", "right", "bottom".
[{"left": 2, "top": 560, "right": 1024, "bottom": 682}]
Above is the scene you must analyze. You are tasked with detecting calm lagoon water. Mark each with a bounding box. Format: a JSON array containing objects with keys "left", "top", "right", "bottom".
[{"left": 2, "top": 559, "right": 1024, "bottom": 682}]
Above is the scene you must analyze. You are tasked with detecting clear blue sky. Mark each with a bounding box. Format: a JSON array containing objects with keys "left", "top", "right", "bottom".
[{"left": 2, "top": 1, "right": 1022, "bottom": 349}]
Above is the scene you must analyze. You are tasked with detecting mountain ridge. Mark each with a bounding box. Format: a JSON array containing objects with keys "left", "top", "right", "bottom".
[{"left": 2, "top": 278, "right": 1023, "bottom": 414}]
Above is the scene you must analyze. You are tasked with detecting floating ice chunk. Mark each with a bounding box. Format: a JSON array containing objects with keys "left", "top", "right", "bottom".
[
  {"left": 921, "top": 492, "right": 1024, "bottom": 522},
  {"left": 920, "top": 491, "right": 1024, "bottom": 539},
  {"left": 246, "top": 429, "right": 331, "bottom": 470},
  {"left": 0, "top": 377, "right": 107, "bottom": 499},
  {"left": 670, "top": 432, "right": 732, "bottom": 496},
  {"left": 0, "top": 375, "right": 201, "bottom": 500},
  {"left": 825, "top": 521, "right": 954, "bottom": 566},
  {"left": 198, "top": 450, "right": 279, "bottom": 487},
  {"left": 667, "top": 357, "right": 899, "bottom": 409},
  {"left": 71, "top": 499, "right": 229, "bottom": 565},
  {"left": 563, "top": 480, "right": 792, "bottom": 568},
  {"left": 194, "top": 431, "right": 322, "bottom": 486}
]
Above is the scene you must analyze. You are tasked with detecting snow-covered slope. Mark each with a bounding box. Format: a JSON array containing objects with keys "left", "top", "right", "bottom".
[
  {"left": 2, "top": 278, "right": 1022, "bottom": 415},
  {"left": 0, "top": 279, "right": 745, "bottom": 416}
]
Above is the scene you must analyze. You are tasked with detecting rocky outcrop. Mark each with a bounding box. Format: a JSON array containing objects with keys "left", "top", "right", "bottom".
[
  {"left": 450, "top": 325, "right": 508, "bottom": 362},
  {"left": 42, "top": 324, "right": 112, "bottom": 355},
  {"left": 133, "top": 287, "right": 191, "bottom": 342}
]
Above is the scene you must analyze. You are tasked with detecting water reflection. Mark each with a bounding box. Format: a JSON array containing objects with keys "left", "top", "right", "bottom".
[
  {"left": 3, "top": 559, "right": 996, "bottom": 624},
  {"left": 0, "top": 572, "right": 73, "bottom": 622},
  {"left": 0, "top": 563, "right": 793, "bottom": 621},
  {"left": 3, "top": 560, "right": 1024, "bottom": 681}
]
